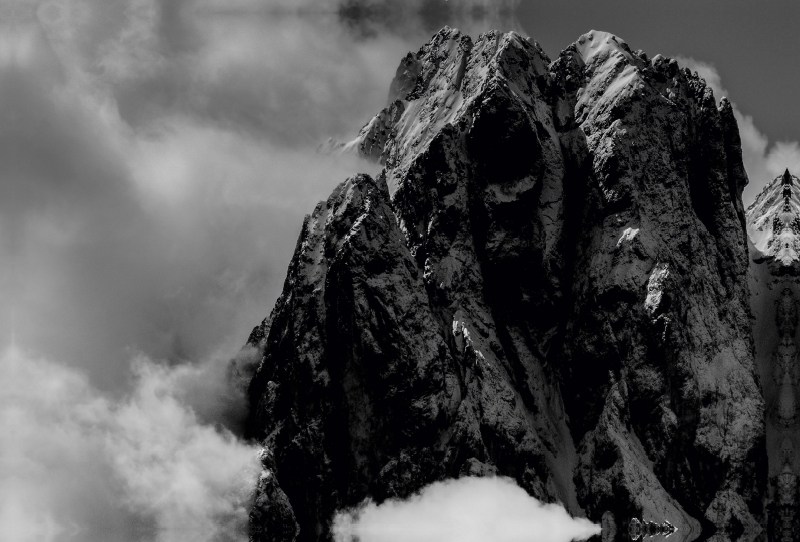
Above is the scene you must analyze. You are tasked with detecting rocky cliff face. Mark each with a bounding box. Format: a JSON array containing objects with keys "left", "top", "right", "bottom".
[{"left": 246, "top": 27, "right": 765, "bottom": 541}]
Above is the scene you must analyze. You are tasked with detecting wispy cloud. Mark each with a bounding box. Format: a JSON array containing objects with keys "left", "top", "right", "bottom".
[
  {"left": 2, "top": 0, "right": 391, "bottom": 388},
  {"left": 332, "top": 477, "right": 601, "bottom": 542},
  {"left": 1, "top": 2, "right": 527, "bottom": 540},
  {"left": 675, "top": 56, "right": 800, "bottom": 203},
  {"left": 0, "top": 344, "right": 261, "bottom": 542},
  {"left": 2, "top": 0, "right": 523, "bottom": 385}
]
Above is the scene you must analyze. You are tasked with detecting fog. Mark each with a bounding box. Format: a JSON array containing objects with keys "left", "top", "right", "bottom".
[
  {"left": 0, "top": 1, "right": 527, "bottom": 541},
  {"left": 2, "top": 0, "right": 402, "bottom": 390}
]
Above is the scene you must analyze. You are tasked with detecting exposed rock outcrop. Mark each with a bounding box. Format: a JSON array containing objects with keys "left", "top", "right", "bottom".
[{"left": 247, "top": 27, "right": 765, "bottom": 541}]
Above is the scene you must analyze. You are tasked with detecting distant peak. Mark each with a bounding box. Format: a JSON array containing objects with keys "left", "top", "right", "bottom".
[{"left": 746, "top": 169, "right": 800, "bottom": 266}]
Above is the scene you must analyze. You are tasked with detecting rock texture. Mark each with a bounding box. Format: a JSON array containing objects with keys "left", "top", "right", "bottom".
[
  {"left": 748, "top": 169, "right": 800, "bottom": 266},
  {"left": 747, "top": 171, "right": 800, "bottom": 542},
  {"left": 247, "top": 28, "right": 766, "bottom": 541}
]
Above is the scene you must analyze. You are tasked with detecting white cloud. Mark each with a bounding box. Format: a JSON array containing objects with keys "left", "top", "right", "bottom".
[
  {"left": 331, "top": 477, "right": 601, "bottom": 542},
  {"left": 676, "top": 57, "right": 800, "bottom": 204},
  {"left": 0, "top": 0, "right": 525, "bottom": 390},
  {"left": 0, "top": 344, "right": 261, "bottom": 542},
  {"left": 0, "top": 4, "right": 557, "bottom": 542},
  {"left": 107, "top": 358, "right": 259, "bottom": 541},
  {"left": 0, "top": 2, "right": 390, "bottom": 388},
  {"left": 0, "top": 6, "right": 425, "bottom": 540}
]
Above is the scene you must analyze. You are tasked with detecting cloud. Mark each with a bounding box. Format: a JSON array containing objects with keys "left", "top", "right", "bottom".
[
  {"left": 331, "top": 477, "right": 601, "bottom": 542},
  {"left": 0, "top": 344, "right": 261, "bottom": 542},
  {"left": 0, "top": 4, "right": 532, "bottom": 541},
  {"left": 106, "top": 358, "right": 259, "bottom": 541},
  {"left": 2, "top": 1, "right": 396, "bottom": 391},
  {"left": 0, "top": 0, "right": 527, "bottom": 392},
  {"left": 765, "top": 141, "right": 800, "bottom": 179},
  {"left": 675, "top": 57, "right": 800, "bottom": 204}
]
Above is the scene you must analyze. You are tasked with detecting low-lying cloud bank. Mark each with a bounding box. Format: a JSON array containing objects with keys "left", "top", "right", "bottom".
[
  {"left": 0, "top": 344, "right": 261, "bottom": 542},
  {"left": 676, "top": 57, "right": 800, "bottom": 203},
  {"left": 332, "top": 477, "right": 601, "bottom": 542}
]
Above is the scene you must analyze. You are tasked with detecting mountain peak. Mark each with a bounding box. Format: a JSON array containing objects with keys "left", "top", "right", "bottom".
[
  {"left": 574, "top": 30, "right": 634, "bottom": 64},
  {"left": 746, "top": 169, "right": 800, "bottom": 265},
  {"left": 250, "top": 27, "right": 763, "bottom": 541}
]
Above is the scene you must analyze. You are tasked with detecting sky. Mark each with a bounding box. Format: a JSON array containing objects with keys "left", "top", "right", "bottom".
[
  {"left": 4, "top": 0, "right": 798, "bottom": 392},
  {"left": 519, "top": 0, "right": 800, "bottom": 144},
  {"left": 517, "top": 0, "right": 800, "bottom": 205},
  {"left": 1, "top": 0, "right": 799, "bottom": 540}
]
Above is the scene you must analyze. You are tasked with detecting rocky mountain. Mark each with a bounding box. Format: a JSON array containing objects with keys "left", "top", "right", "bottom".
[
  {"left": 747, "top": 171, "right": 800, "bottom": 542},
  {"left": 747, "top": 170, "right": 800, "bottom": 266},
  {"left": 245, "top": 27, "right": 767, "bottom": 541}
]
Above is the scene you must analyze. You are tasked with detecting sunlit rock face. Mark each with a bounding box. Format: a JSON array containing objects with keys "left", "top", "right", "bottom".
[{"left": 247, "top": 28, "right": 765, "bottom": 541}]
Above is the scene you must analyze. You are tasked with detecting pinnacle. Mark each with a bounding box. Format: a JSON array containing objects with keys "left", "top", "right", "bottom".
[{"left": 746, "top": 168, "right": 800, "bottom": 265}]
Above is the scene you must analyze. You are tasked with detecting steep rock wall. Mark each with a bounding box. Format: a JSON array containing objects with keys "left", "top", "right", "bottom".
[{"left": 247, "top": 27, "right": 764, "bottom": 541}]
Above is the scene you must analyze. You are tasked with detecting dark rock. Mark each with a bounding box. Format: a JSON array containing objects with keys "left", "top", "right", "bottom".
[
  {"left": 246, "top": 27, "right": 766, "bottom": 541},
  {"left": 250, "top": 465, "right": 299, "bottom": 542},
  {"left": 747, "top": 171, "right": 800, "bottom": 542}
]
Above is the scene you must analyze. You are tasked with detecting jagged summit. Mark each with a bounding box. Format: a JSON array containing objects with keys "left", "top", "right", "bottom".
[
  {"left": 746, "top": 168, "right": 800, "bottom": 265},
  {"left": 249, "top": 26, "right": 763, "bottom": 542}
]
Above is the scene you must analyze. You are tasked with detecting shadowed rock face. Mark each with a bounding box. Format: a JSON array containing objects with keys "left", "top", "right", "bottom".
[
  {"left": 247, "top": 27, "right": 765, "bottom": 542},
  {"left": 747, "top": 173, "right": 800, "bottom": 542}
]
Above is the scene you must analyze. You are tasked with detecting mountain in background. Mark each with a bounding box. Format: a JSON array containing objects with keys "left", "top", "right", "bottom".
[
  {"left": 243, "top": 27, "right": 770, "bottom": 542},
  {"left": 746, "top": 171, "right": 800, "bottom": 542}
]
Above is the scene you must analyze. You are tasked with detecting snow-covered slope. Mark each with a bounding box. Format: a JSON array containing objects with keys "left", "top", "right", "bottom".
[{"left": 747, "top": 169, "right": 800, "bottom": 265}]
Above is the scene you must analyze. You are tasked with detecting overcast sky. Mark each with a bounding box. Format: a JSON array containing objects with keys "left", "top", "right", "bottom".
[
  {"left": 2, "top": 2, "right": 800, "bottom": 540},
  {"left": 518, "top": 0, "right": 800, "bottom": 204},
  {"left": 519, "top": 0, "right": 800, "bottom": 144}
]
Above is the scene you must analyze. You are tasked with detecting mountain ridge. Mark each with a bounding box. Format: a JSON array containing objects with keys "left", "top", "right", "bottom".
[{"left": 245, "top": 26, "right": 765, "bottom": 542}]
